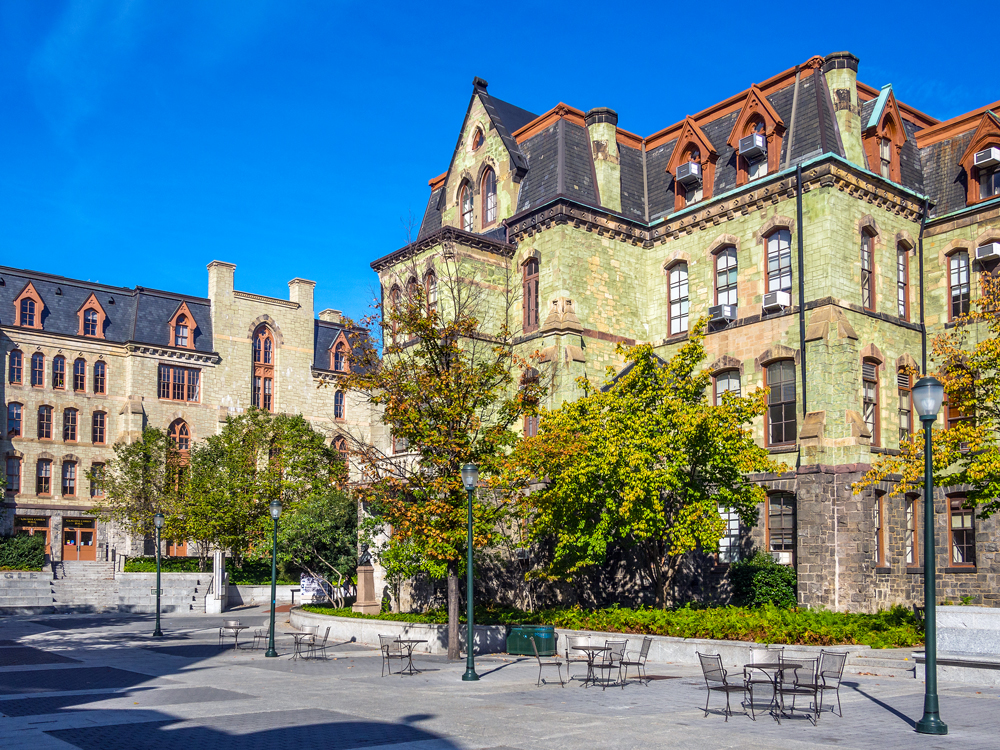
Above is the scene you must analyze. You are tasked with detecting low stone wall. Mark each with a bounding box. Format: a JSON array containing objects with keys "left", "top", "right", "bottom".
[
  {"left": 227, "top": 584, "right": 302, "bottom": 607},
  {"left": 113, "top": 572, "right": 209, "bottom": 613}
]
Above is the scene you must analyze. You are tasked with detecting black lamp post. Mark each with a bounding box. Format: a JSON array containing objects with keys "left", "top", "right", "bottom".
[
  {"left": 913, "top": 376, "right": 947, "bottom": 736},
  {"left": 264, "top": 499, "right": 282, "bottom": 658},
  {"left": 460, "top": 463, "right": 479, "bottom": 682},
  {"left": 152, "top": 512, "right": 164, "bottom": 638}
]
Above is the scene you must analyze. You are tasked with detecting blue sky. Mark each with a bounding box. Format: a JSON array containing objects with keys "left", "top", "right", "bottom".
[{"left": 0, "top": 1, "right": 995, "bottom": 322}]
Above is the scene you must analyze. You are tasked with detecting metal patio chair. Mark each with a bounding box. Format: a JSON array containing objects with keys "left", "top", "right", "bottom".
[
  {"left": 530, "top": 635, "right": 564, "bottom": 687},
  {"left": 219, "top": 619, "right": 241, "bottom": 649},
  {"left": 378, "top": 634, "right": 407, "bottom": 676},
  {"left": 697, "top": 652, "right": 747, "bottom": 721},
  {"left": 564, "top": 634, "right": 591, "bottom": 681},
  {"left": 307, "top": 626, "right": 332, "bottom": 659},
  {"left": 620, "top": 636, "right": 652, "bottom": 687},
  {"left": 744, "top": 645, "right": 784, "bottom": 718},
  {"left": 592, "top": 640, "right": 627, "bottom": 690},
  {"left": 250, "top": 623, "right": 271, "bottom": 650},
  {"left": 778, "top": 650, "right": 847, "bottom": 723}
]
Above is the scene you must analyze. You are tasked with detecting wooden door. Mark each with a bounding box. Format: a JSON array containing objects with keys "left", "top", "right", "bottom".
[
  {"left": 62, "top": 529, "right": 80, "bottom": 561},
  {"left": 62, "top": 520, "right": 96, "bottom": 562},
  {"left": 165, "top": 540, "right": 187, "bottom": 557}
]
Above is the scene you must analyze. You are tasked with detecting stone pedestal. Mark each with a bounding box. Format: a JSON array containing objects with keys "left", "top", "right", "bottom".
[{"left": 352, "top": 564, "right": 380, "bottom": 615}]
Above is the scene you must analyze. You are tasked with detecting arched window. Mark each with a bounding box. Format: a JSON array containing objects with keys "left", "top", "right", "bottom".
[
  {"left": 861, "top": 230, "right": 875, "bottom": 312},
  {"left": 83, "top": 309, "right": 99, "bottom": 337},
  {"left": 766, "top": 229, "right": 792, "bottom": 293},
  {"left": 252, "top": 326, "right": 275, "bottom": 412},
  {"left": 73, "top": 358, "right": 86, "bottom": 392},
  {"left": 52, "top": 356, "right": 65, "bottom": 389},
  {"left": 333, "top": 343, "right": 348, "bottom": 372},
  {"left": 668, "top": 262, "right": 689, "bottom": 335},
  {"left": 523, "top": 258, "right": 540, "bottom": 332},
  {"left": 92, "top": 411, "right": 106, "bottom": 445},
  {"left": 388, "top": 285, "right": 401, "bottom": 339},
  {"left": 897, "top": 244, "right": 909, "bottom": 320},
  {"left": 879, "top": 126, "right": 894, "bottom": 179},
  {"left": 63, "top": 408, "right": 78, "bottom": 442},
  {"left": 94, "top": 361, "right": 106, "bottom": 394},
  {"left": 406, "top": 277, "right": 418, "bottom": 301},
  {"left": 714, "top": 370, "right": 741, "bottom": 405},
  {"left": 7, "top": 402, "right": 22, "bottom": 437},
  {"left": 862, "top": 359, "right": 879, "bottom": 445},
  {"left": 471, "top": 128, "right": 484, "bottom": 151},
  {"left": 745, "top": 118, "right": 768, "bottom": 181},
  {"left": 175, "top": 315, "right": 189, "bottom": 348},
  {"left": 168, "top": 419, "right": 191, "bottom": 452},
  {"left": 62, "top": 462, "right": 77, "bottom": 497},
  {"left": 37, "top": 405, "right": 52, "bottom": 440},
  {"left": 898, "top": 368, "right": 912, "bottom": 446},
  {"left": 334, "top": 390, "right": 345, "bottom": 420},
  {"left": 334, "top": 436, "right": 349, "bottom": 464},
  {"left": 682, "top": 146, "right": 703, "bottom": 205},
  {"left": 461, "top": 184, "right": 474, "bottom": 232},
  {"left": 31, "top": 353, "right": 44, "bottom": 387},
  {"left": 949, "top": 250, "right": 971, "bottom": 320},
  {"left": 481, "top": 168, "right": 497, "bottom": 227},
  {"left": 425, "top": 271, "right": 438, "bottom": 313},
  {"left": 36, "top": 459, "right": 51, "bottom": 495},
  {"left": 8, "top": 350, "right": 22, "bottom": 384},
  {"left": 714, "top": 246, "right": 738, "bottom": 306},
  {"left": 765, "top": 360, "right": 796, "bottom": 446},
  {"left": 20, "top": 298, "right": 36, "bottom": 328}
]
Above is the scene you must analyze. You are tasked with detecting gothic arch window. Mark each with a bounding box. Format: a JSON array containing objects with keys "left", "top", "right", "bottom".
[
  {"left": 13, "top": 282, "right": 44, "bottom": 329},
  {"left": 168, "top": 419, "right": 191, "bottom": 452},
  {"left": 958, "top": 112, "right": 1000, "bottom": 205},
  {"left": 334, "top": 390, "right": 345, "bottom": 420},
  {"left": 470, "top": 127, "right": 484, "bottom": 152},
  {"left": 20, "top": 298, "right": 36, "bottom": 327},
  {"left": 861, "top": 88, "right": 907, "bottom": 184},
  {"left": 252, "top": 325, "right": 275, "bottom": 412},
  {"left": 948, "top": 249, "right": 971, "bottom": 321},
  {"left": 728, "top": 85, "right": 786, "bottom": 187},
  {"left": 83, "top": 309, "right": 99, "bottom": 337},
  {"left": 666, "top": 117, "right": 717, "bottom": 212},
  {"left": 175, "top": 315, "right": 189, "bottom": 347},
  {"left": 523, "top": 258, "right": 540, "bottom": 332},
  {"left": 77, "top": 294, "right": 106, "bottom": 339},
  {"left": 334, "top": 436, "right": 349, "bottom": 464},
  {"left": 333, "top": 342, "right": 349, "bottom": 372},
  {"left": 481, "top": 167, "right": 497, "bottom": 227},
  {"left": 460, "top": 183, "right": 474, "bottom": 232},
  {"left": 861, "top": 229, "right": 876, "bottom": 312},
  {"left": 425, "top": 270, "right": 438, "bottom": 314}
]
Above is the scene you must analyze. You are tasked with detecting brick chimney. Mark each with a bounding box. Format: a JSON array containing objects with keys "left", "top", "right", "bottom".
[{"left": 318, "top": 309, "right": 342, "bottom": 324}]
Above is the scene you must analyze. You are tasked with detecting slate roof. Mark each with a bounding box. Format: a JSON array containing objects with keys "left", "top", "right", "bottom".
[
  {"left": 313, "top": 320, "right": 376, "bottom": 375},
  {"left": 920, "top": 131, "right": 974, "bottom": 218}
]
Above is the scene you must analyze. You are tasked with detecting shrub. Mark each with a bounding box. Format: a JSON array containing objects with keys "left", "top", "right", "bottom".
[
  {"left": 228, "top": 558, "right": 298, "bottom": 585},
  {"left": 123, "top": 556, "right": 205, "bottom": 573},
  {"left": 729, "top": 550, "right": 798, "bottom": 608},
  {"left": 0, "top": 533, "right": 46, "bottom": 571}
]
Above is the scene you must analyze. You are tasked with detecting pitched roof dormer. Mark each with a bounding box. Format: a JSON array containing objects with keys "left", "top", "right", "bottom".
[
  {"left": 959, "top": 110, "right": 1000, "bottom": 206},
  {"left": 665, "top": 117, "right": 719, "bottom": 211},
  {"left": 12, "top": 281, "right": 44, "bottom": 330},
  {"left": 727, "top": 84, "right": 786, "bottom": 186},
  {"left": 328, "top": 330, "right": 352, "bottom": 373},
  {"left": 862, "top": 84, "right": 907, "bottom": 183},
  {"left": 168, "top": 301, "right": 197, "bottom": 350},
  {"left": 76, "top": 293, "right": 107, "bottom": 339}
]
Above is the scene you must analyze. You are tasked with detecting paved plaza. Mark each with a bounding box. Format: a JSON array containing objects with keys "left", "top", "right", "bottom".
[{"left": 0, "top": 608, "right": 997, "bottom": 750}]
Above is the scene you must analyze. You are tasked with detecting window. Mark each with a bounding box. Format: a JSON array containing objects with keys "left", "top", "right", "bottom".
[
  {"left": 949, "top": 251, "right": 971, "bottom": 320},
  {"left": 862, "top": 360, "right": 879, "bottom": 444},
  {"left": 9, "top": 350, "right": 22, "bottom": 384},
  {"left": 334, "top": 390, "right": 345, "bottom": 420},
  {"left": 158, "top": 365, "right": 200, "bottom": 403},
  {"left": 36, "top": 459, "right": 51, "bottom": 495},
  {"left": 333, "top": 343, "right": 348, "bottom": 372},
  {"left": 897, "top": 245, "right": 909, "bottom": 320},
  {"left": 252, "top": 326, "right": 274, "bottom": 412},
  {"left": 461, "top": 185, "right": 474, "bottom": 232},
  {"left": 682, "top": 147, "right": 703, "bottom": 205},
  {"left": 668, "top": 262, "right": 689, "bottom": 335},
  {"left": 879, "top": 137, "right": 892, "bottom": 179},
  {"left": 175, "top": 315, "right": 189, "bottom": 347},
  {"left": 766, "top": 229, "right": 792, "bottom": 293},
  {"left": 874, "top": 493, "right": 886, "bottom": 566},
  {"left": 715, "top": 246, "right": 738, "bottom": 306},
  {"left": 523, "top": 258, "right": 540, "bottom": 332},
  {"left": 406, "top": 276, "right": 418, "bottom": 302},
  {"left": 334, "top": 436, "right": 349, "bottom": 465},
  {"left": 62, "top": 462, "right": 76, "bottom": 496},
  {"left": 747, "top": 120, "right": 767, "bottom": 181},
  {"left": 94, "top": 361, "right": 106, "bottom": 394},
  {"left": 471, "top": 128, "right": 484, "bottom": 151},
  {"left": 5, "top": 457, "right": 21, "bottom": 494},
  {"left": 898, "top": 369, "right": 912, "bottom": 446},
  {"left": 63, "top": 408, "right": 77, "bottom": 442},
  {"left": 20, "top": 298, "right": 35, "bottom": 327},
  {"left": 31, "top": 353, "right": 44, "bottom": 387},
  {"left": 168, "top": 420, "right": 191, "bottom": 452},
  {"left": 524, "top": 415, "right": 539, "bottom": 438},
  {"left": 7, "top": 403, "right": 22, "bottom": 437},
  {"left": 90, "top": 463, "right": 105, "bottom": 498},
  {"left": 767, "top": 492, "right": 796, "bottom": 565},
  {"left": 949, "top": 497, "right": 975, "bottom": 566},
  {"left": 83, "top": 309, "right": 99, "bottom": 337},
  {"left": 73, "top": 358, "right": 86, "bottom": 392},
  {"left": 52, "top": 356, "right": 65, "bottom": 389},
  {"left": 861, "top": 231, "right": 875, "bottom": 312},
  {"left": 482, "top": 168, "right": 497, "bottom": 226},
  {"left": 426, "top": 271, "right": 438, "bottom": 313},
  {"left": 905, "top": 495, "right": 918, "bottom": 565},
  {"left": 766, "top": 361, "right": 796, "bottom": 446},
  {"left": 92, "top": 412, "right": 106, "bottom": 445},
  {"left": 980, "top": 162, "right": 1000, "bottom": 200},
  {"left": 37, "top": 406, "right": 52, "bottom": 440},
  {"left": 392, "top": 434, "right": 409, "bottom": 455},
  {"left": 388, "top": 286, "right": 401, "bottom": 340},
  {"left": 714, "top": 370, "right": 741, "bottom": 405},
  {"left": 718, "top": 504, "right": 742, "bottom": 563}
]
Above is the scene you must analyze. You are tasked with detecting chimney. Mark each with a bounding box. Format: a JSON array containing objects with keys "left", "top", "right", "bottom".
[
  {"left": 288, "top": 278, "right": 315, "bottom": 318},
  {"left": 822, "top": 52, "right": 865, "bottom": 168},
  {"left": 207, "top": 261, "right": 235, "bottom": 300},
  {"left": 318, "top": 309, "right": 342, "bottom": 324},
  {"left": 585, "top": 108, "right": 622, "bottom": 212}
]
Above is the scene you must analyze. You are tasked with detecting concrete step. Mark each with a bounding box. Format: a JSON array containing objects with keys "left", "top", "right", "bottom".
[{"left": 845, "top": 649, "right": 917, "bottom": 678}]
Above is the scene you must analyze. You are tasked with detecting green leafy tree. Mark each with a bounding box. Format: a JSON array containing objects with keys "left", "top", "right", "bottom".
[{"left": 506, "top": 320, "right": 777, "bottom": 607}]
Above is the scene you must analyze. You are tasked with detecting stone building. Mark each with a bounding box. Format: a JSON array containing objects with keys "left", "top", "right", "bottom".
[
  {"left": 371, "top": 53, "right": 1000, "bottom": 611},
  {"left": 2, "top": 261, "right": 383, "bottom": 563}
]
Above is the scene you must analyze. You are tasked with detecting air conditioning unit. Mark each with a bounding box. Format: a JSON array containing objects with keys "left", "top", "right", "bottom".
[
  {"left": 675, "top": 162, "right": 701, "bottom": 187},
  {"left": 976, "top": 242, "right": 1000, "bottom": 261},
  {"left": 739, "top": 133, "right": 767, "bottom": 161},
  {"left": 708, "top": 304, "right": 737, "bottom": 323},
  {"left": 762, "top": 290, "right": 791, "bottom": 312},
  {"left": 974, "top": 147, "right": 1000, "bottom": 169}
]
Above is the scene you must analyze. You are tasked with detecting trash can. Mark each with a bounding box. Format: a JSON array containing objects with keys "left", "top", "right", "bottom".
[{"left": 506, "top": 625, "right": 556, "bottom": 656}]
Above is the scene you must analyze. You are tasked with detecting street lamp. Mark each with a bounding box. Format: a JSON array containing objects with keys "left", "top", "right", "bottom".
[
  {"left": 153, "top": 513, "right": 164, "bottom": 638},
  {"left": 913, "top": 376, "right": 947, "bottom": 736},
  {"left": 460, "top": 463, "right": 479, "bottom": 682},
  {"left": 265, "top": 499, "right": 282, "bottom": 658}
]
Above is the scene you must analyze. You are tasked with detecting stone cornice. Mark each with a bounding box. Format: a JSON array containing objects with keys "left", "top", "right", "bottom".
[
  {"left": 126, "top": 344, "right": 221, "bottom": 365},
  {"left": 234, "top": 290, "right": 300, "bottom": 309},
  {"left": 371, "top": 226, "right": 516, "bottom": 272}
]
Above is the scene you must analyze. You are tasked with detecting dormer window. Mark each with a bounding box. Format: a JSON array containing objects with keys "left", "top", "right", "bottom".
[
  {"left": 332, "top": 340, "right": 350, "bottom": 373},
  {"left": 76, "top": 294, "right": 106, "bottom": 339},
  {"left": 879, "top": 138, "right": 892, "bottom": 179},
  {"left": 959, "top": 113, "right": 1000, "bottom": 206},
  {"left": 14, "top": 281, "right": 44, "bottom": 329},
  {"left": 665, "top": 117, "right": 718, "bottom": 212},
  {"left": 175, "top": 316, "right": 189, "bottom": 347},
  {"left": 861, "top": 85, "right": 906, "bottom": 184},
  {"left": 728, "top": 85, "right": 785, "bottom": 187},
  {"left": 745, "top": 120, "right": 767, "bottom": 181},
  {"left": 21, "top": 299, "right": 36, "bottom": 327},
  {"left": 978, "top": 148, "right": 1000, "bottom": 200},
  {"left": 167, "top": 302, "right": 196, "bottom": 349},
  {"left": 83, "top": 310, "right": 98, "bottom": 336},
  {"left": 682, "top": 148, "right": 703, "bottom": 204}
]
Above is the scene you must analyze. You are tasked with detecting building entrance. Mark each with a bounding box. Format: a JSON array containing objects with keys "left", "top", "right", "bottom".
[{"left": 62, "top": 518, "right": 96, "bottom": 561}]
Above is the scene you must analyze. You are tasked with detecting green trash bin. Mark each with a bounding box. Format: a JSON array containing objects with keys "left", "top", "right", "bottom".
[{"left": 507, "top": 625, "right": 556, "bottom": 656}]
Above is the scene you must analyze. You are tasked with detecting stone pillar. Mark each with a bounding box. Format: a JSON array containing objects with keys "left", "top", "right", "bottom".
[
  {"left": 585, "top": 108, "right": 622, "bottom": 213},
  {"left": 822, "top": 52, "right": 865, "bottom": 168},
  {"left": 206, "top": 549, "right": 227, "bottom": 614},
  {"left": 353, "top": 564, "right": 380, "bottom": 614}
]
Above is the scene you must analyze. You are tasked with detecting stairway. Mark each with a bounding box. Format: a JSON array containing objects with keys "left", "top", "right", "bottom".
[
  {"left": 846, "top": 648, "right": 917, "bottom": 678},
  {"left": 50, "top": 561, "right": 116, "bottom": 612}
]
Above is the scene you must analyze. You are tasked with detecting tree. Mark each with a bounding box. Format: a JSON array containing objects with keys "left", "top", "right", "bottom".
[
  {"left": 277, "top": 489, "right": 358, "bottom": 606},
  {"left": 342, "top": 255, "right": 544, "bottom": 659},
  {"left": 504, "top": 320, "right": 777, "bottom": 607},
  {"left": 857, "top": 272, "right": 1000, "bottom": 517}
]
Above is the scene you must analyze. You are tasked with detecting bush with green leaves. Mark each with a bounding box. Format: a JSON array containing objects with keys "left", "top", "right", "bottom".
[
  {"left": 0, "top": 533, "right": 46, "bottom": 571},
  {"left": 123, "top": 557, "right": 205, "bottom": 573},
  {"left": 729, "top": 550, "right": 798, "bottom": 608}
]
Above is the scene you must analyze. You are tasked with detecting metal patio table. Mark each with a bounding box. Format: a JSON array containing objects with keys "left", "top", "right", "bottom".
[{"left": 571, "top": 645, "right": 610, "bottom": 687}]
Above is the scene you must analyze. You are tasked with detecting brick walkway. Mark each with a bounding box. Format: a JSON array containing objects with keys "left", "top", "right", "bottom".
[{"left": 0, "top": 609, "right": 997, "bottom": 750}]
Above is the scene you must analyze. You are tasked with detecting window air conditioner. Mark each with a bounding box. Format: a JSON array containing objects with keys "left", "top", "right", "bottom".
[
  {"left": 708, "top": 304, "right": 737, "bottom": 323},
  {"left": 974, "top": 147, "right": 1000, "bottom": 169},
  {"left": 675, "top": 162, "right": 701, "bottom": 187},
  {"left": 739, "top": 133, "right": 767, "bottom": 161},
  {"left": 762, "top": 290, "right": 791, "bottom": 312},
  {"left": 976, "top": 242, "right": 1000, "bottom": 261}
]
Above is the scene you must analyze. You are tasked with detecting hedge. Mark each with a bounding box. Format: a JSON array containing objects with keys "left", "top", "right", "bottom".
[{"left": 0, "top": 533, "right": 46, "bottom": 571}]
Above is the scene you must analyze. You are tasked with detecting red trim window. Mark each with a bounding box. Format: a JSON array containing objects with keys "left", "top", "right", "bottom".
[
  {"left": 174, "top": 315, "right": 189, "bottom": 347},
  {"left": 76, "top": 294, "right": 106, "bottom": 339},
  {"left": 949, "top": 250, "right": 971, "bottom": 320},
  {"left": 7, "top": 402, "right": 22, "bottom": 437},
  {"left": 862, "top": 359, "right": 879, "bottom": 446},
  {"left": 92, "top": 411, "right": 106, "bottom": 445},
  {"left": 90, "top": 463, "right": 105, "bottom": 498},
  {"left": 861, "top": 230, "right": 875, "bottom": 312},
  {"left": 524, "top": 415, "right": 539, "bottom": 438},
  {"left": 334, "top": 390, "right": 345, "bottom": 420},
  {"left": 668, "top": 262, "right": 689, "bottom": 336},
  {"left": 744, "top": 119, "right": 768, "bottom": 181},
  {"left": 168, "top": 419, "right": 191, "bottom": 453},
  {"left": 765, "top": 360, "right": 796, "bottom": 446},
  {"left": 9, "top": 350, "right": 23, "bottom": 384},
  {"left": 5, "top": 456, "right": 21, "bottom": 494},
  {"left": 158, "top": 364, "right": 200, "bottom": 403},
  {"left": 94, "top": 361, "right": 106, "bottom": 394},
  {"left": 333, "top": 343, "right": 348, "bottom": 373},
  {"left": 36, "top": 459, "right": 51, "bottom": 495},
  {"left": 461, "top": 184, "right": 474, "bottom": 232},
  {"left": 897, "top": 244, "right": 909, "bottom": 320},
  {"left": 83, "top": 309, "right": 98, "bottom": 336},
  {"left": 957, "top": 114, "right": 1000, "bottom": 206},
  {"left": 680, "top": 146, "right": 703, "bottom": 206},
  {"left": 523, "top": 258, "right": 540, "bottom": 332},
  {"left": 52, "top": 356, "right": 65, "bottom": 389},
  {"left": 714, "top": 246, "right": 738, "bottom": 307},
  {"left": 37, "top": 405, "right": 52, "bottom": 440},
  {"left": 874, "top": 492, "right": 887, "bottom": 566},
  {"left": 21, "top": 299, "right": 36, "bottom": 326},
  {"left": 73, "top": 358, "right": 86, "bottom": 392},
  {"left": 63, "top": 408, "right": 78, "bottom": 442},
  {"left": 766, "top": 229, "right": 793, "bottom": 293},
  {"left": 14, "top": 282, "right": 44, "bottom": 329},
  {"left": 905, "top": 495, "right": 918, "bottom": 565},
  {"left": 62, "top": 462, "right": 77, "bottom": 497},
  {"left": 898, "top": 369, "right": 912, "bottom": 446},
  {"left": 471, "top": 128, "right": 484, "bottom": 151},
  {"left": 252, "top": 325, "right": 274, "bottom": 412},
  {"left": 948, "top": 496, "right": 976, "bottom": 567},
  {"left": 31, "top": 353, "right": 44, "bottom": 387},
  {"left": 334, "top": 436, "right": 348, "bottom": 464},
  {"left": 168, "top": 303, "right": 196, "bottom": 349},
  {"left": 481, "top": 168, "right": 497, "bottom": 227}
]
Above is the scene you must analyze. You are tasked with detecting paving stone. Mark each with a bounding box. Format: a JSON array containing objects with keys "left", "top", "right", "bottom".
[
  {"left": 0, "top": 667, "right": 175, "bottom": 695},
  {"left": 0, "top": 647, "right": 80, "bottom": 667}
]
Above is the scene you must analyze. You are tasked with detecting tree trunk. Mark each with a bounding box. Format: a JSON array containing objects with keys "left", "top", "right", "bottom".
[{"left": 447, "top": 561, "right": 460, "bottom": 660}]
